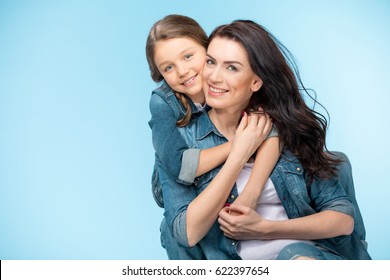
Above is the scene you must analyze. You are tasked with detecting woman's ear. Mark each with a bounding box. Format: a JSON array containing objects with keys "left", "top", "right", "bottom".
[{"left": 251, "top": 75, "right": 263, "bottom": 92}]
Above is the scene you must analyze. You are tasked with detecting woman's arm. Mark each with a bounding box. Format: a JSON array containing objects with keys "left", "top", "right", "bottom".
[
  {"left": 186, "top": 113, "right": 273, "bottom": 246},
  {"left": 232, "top": 136, "right": 281, "bottom": 209},
  {"left": 218, "top": 204, "right": 354, "bottom": 240}
]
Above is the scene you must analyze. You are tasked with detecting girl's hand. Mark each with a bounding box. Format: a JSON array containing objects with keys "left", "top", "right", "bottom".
[{"left": 230, "top": 112, "right": 272, "bottom": 161}]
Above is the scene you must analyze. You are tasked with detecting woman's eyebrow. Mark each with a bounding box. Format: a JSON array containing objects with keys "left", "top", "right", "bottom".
[{"left": 206, "top": 53, "right": 243, "bottom": 66}]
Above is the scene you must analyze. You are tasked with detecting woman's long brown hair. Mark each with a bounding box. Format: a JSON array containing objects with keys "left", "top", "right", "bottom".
[{"left": 209, "top": 20, "right": 341, "bottom": 182}]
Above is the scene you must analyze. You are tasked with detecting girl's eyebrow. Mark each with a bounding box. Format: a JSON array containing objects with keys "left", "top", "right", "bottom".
[{"left": 206, "top": 53, "right": 243, "bottom": 66}]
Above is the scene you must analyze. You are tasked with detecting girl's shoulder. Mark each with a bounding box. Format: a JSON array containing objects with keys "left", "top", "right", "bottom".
[
  {"left": 151, "top": 81, "right": 176, "bottom": 100},
  {"left": 150, "top": 81, "right": 183, "bottom": 119}
]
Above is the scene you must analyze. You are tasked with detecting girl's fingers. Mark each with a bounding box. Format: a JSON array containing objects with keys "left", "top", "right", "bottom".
[
  {"left": 262, "top": 114, "right": 273, "bottom": 134},
  {"left": 236, "top": 112, "right": 248, "bottom": 132}
]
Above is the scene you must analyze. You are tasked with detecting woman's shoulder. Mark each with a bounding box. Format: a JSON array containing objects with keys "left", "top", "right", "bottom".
[{"left": 274, "top": 151, "right": 304, "bottom": 175}]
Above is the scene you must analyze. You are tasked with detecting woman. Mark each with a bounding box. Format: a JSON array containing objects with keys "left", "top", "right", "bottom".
[{"left": 160, "top": 19, "right": 370, "bottom": 260}]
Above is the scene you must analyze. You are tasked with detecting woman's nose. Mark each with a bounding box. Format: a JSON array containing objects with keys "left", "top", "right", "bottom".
[{"left": 209, "top": 67, "right": 222, "bottom": 83}]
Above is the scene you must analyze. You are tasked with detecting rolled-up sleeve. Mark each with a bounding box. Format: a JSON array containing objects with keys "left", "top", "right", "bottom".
[
  {"left": 310, "top": 177, "right": 355, "bottom": 218},
  {"left": 266, "top": 125, "right": 278, "bottom": 139},
  {"left": 178, "top": 148, "right": 201, "bottom": 185}
]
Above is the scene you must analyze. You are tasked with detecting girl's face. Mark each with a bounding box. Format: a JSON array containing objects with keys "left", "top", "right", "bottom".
[
  {"left": 154, "top": 37, "right": 206, "bottom": 103},
  {"left": 202, "top": 37, "right": 262, "bottom": 112}
]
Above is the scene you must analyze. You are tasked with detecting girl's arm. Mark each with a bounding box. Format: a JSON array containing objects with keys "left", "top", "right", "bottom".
[
  {"left": 194, "top": 142, "right": 231, "bottom": 177},
  {"left": 149, "top": 93, "right": 190, "bottom": 182},
  {"left": 186, "top": 113, "right": 273, "bottom": 246},
  {"left": 232, "top": 136, "right": 281, "bottom": 209},
  {"left": 149, "top": 93, "right": 231, "bottom": 184},
  {"left": 218, "top": 205, "right": 354, "bottom": 240}
]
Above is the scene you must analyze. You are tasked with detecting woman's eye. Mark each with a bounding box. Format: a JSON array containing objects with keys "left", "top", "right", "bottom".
[
  {"left": 227, "top": 65, "right": 238, "bottom": 71},
  {"left": 184, "top": 54, "right": 193, "bottom": 60},
  {"left": 206, "top": 59, "right": 215, "bottom": 65}
]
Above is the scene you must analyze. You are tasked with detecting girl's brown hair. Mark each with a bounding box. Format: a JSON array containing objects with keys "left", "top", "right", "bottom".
[{"left": 146, "top": 14, "right": 208, "bottom": 126}]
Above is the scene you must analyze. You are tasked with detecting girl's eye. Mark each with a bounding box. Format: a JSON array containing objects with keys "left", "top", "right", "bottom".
[
  {"left": 206, "top": 59, "right": 215, "bottom": 65},
  {"left": 227, "top": 65, "right": 238, "bottom": 71},
  {"left": 164, "top": 65, "right": 173, "bottom": 72}
]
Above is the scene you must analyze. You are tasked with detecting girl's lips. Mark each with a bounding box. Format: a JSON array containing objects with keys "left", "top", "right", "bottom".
[{"left": 182, "top": 75, "right": 197, "bottom": 87}]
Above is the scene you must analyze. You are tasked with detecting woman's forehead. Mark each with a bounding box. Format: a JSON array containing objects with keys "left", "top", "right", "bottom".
[{"left": 207, "top": 37, "right": 249, "bottom": 64}]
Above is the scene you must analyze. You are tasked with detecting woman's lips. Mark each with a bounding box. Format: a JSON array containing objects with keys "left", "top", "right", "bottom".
[{"left": 208, "top": 85, "right": 228, "bottom": 96}]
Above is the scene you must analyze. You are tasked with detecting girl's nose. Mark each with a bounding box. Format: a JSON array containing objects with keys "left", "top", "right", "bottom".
[{"left": 176, "top": 63, "right": 189, "bottom": 77}]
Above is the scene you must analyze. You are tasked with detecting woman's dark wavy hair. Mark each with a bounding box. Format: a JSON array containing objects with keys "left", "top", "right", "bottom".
[{"left": 208, "top": 20, "right": 341, "bottom": 182}]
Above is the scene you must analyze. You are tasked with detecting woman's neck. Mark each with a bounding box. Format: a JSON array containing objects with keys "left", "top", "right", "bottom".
[{"left": 208, "top": 108, "right": 240, "bottom": 140}]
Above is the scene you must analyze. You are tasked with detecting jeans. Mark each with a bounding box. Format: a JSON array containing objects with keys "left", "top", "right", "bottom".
[{"left": 276, "top": 242, "right": 345, "bottom": 260}]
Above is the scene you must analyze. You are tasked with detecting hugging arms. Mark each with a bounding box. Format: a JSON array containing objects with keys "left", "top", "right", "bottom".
[{"left": 146, "top": 15, "right": 371, "bottom": 260}]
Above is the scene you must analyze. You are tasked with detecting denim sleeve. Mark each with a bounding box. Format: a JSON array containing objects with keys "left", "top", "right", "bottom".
[
  {"left": 179, "top": 149, "right": 201, "bottom": 184},
  {"left": 309, "top": 176, "right": 355, "bottom": 218},
  {"left": 149, "top": 94, "right": 200, "bottom": 183},
  {"left": 159, "top": 164, "right": 196, "bottom": 247},
  {"left": 266, "top": 125, "right": 278, "bottom": 139}
]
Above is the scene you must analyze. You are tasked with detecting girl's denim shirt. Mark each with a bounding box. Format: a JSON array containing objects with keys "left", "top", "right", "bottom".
[
  {"left": 148, "top": 81, "right": 205, "bottom": 207},
  {"left": 160, "top": 111, "right": 371, "bottom": 260}
]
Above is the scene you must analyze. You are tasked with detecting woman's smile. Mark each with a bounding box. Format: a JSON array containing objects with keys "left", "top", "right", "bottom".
[{"left": 208, "top": 85, "right": 228, "bottom": 96}]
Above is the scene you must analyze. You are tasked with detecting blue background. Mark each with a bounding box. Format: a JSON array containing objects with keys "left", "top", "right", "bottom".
[{"left": 0, "top": 0, "right": 389, "bottom": 260}]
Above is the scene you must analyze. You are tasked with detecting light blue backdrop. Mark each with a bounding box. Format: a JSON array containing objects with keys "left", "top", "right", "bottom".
[{"left": 0, "top": 0, "right": 389, "bottom": 260}]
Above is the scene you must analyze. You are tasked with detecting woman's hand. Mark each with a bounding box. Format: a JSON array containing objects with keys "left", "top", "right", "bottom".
[
  {"left": 230, "top": 112, "right": 272, "bottom": 162},
  {"left": 219, "top": 204, "right": 354, "bottom": 241},
  {"left": 230, "top": 192, "right": 258, "bottom": 211},
  {"left": 218, "top": 204, "right": 268, "bottom": 240}
]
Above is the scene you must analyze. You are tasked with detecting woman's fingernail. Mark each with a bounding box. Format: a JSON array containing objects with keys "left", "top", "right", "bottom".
[{"left": 224, "top": 203, "right": 231, "bottom": 207}]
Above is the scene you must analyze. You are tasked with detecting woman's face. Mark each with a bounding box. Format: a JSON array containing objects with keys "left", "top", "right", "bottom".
[
  {"left": 154, "top": 37, "right": 206, "bottom": 104},
  {"left": 202, "top": 37, "right": 262, "bottom": 112}
]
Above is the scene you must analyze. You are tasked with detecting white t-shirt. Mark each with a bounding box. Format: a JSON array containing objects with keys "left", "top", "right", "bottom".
[
  {"left": 235, "top": 163, "right": 314, "bottom": 260},
  {"left": 194, "top": 102, "right": 206, "bottom": 112}
]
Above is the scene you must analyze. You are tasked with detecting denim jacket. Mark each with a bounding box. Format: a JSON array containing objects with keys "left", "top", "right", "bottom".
[
  {"left": 149, "top": 81, "right": 278, "bottom": 208},
  {"left": 161, "top": 111, "right": 371, "bottom": 260},
  {"left": 148, "top": 81, "right": 205, "bottom": 207}
]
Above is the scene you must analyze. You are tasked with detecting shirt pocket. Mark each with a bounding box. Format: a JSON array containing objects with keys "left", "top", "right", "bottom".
[{"left": 282, "top": 166, "right": 311, "bottom": 204}]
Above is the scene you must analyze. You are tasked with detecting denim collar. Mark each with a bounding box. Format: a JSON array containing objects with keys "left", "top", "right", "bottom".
[
  {"left": 195, "top": 111, "right": 225, "bottom": 141},
  {"left": 160, "top": 80, "right": 205, "bottom": 115}
]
